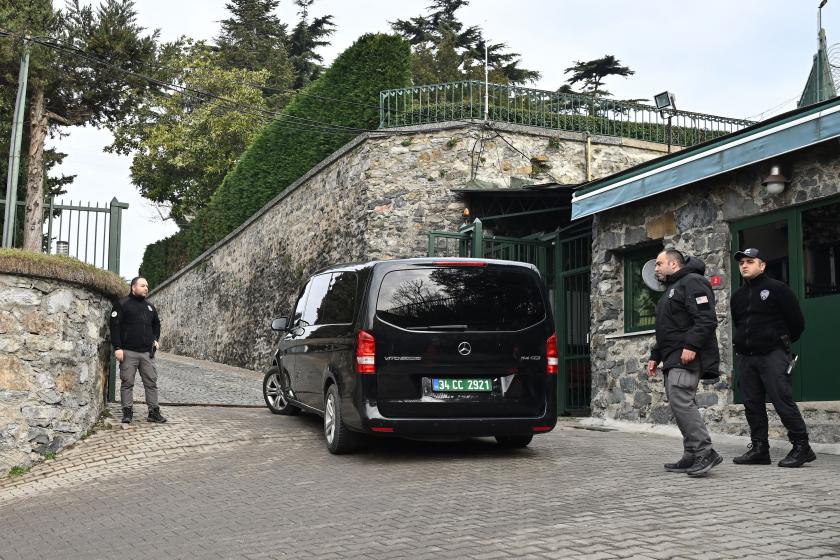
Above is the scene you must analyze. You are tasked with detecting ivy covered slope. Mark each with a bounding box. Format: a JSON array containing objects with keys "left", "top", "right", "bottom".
[{"left": 140, "top": 33, "right": 411, "bottom": 288}]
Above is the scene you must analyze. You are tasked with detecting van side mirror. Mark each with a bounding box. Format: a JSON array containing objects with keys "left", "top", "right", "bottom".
[{"left": 271, "top": 317, "right": 289, "bottom": 332}]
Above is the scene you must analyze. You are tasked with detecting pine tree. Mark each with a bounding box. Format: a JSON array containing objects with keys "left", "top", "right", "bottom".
[
  {"left": 391, "top": 0, "right": 539, "bottom": 85},
  {"left": 0, "top": 0, "right": 158, "bottom": 252},
  {"left": 562, "top": 55, "right": 634, "bottom": 98},
  {"left": 216, "top": 0, "right": 294, "bottom": 107},
  {"left": 287, "top": 0, "right": 335, "bottom": 90}
]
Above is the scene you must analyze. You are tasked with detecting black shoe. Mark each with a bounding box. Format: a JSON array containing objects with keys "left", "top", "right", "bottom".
[
  {"left": 147, "top": 406, "right": 167, "bottom": 424},
  {"left": 664, "top": 454, "right": 695, "bottom": 473},
  {"left": 121, "top": 407, "right": 133, "bottom": 424},
  {"left": 686, "top": 449, "right": 723, "bottom": 477},
  {"left": 732, "top": 440, "right": 771, "bottom": 465},
  {"left": 778, "top": 441, "right": 816, "bottom": 468}
]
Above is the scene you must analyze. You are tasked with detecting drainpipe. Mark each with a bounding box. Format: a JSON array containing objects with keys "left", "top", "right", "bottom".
[{"left": 584, "top": 132, "right": 593, "bottom": 181}]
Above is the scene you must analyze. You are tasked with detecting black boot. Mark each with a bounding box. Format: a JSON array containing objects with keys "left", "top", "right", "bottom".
[
  {"left": 147, "top": 406, "right": 167, "bottom": 424},
  {"left": 732, "top": 440, "right": 771, "bottom": 465},
  {"left": 121, "top": 407, "right": 133, "bottom": 424},
  {"left": 778, "top": 441, "right": 816, "bottom": 468}
]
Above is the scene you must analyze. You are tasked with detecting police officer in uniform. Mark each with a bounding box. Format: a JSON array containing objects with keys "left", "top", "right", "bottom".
[
  {"left": 110, "top": 277, "right": 167, "bottom": 424},
  {"left": 731, "top": 248, "right": 814, "bottom": 468},
  {"left": 647, "top": 249, "right": 723, "bottom": 477}
]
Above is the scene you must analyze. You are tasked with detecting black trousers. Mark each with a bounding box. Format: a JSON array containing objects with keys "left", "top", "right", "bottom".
[{"left": 736, "top": 349, "right": 808, "bottom": 442}]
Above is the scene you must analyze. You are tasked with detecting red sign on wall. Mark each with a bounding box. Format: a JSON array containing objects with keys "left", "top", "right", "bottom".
[{"left": 710, "top": 275, "right": 722, "bottom": 287}]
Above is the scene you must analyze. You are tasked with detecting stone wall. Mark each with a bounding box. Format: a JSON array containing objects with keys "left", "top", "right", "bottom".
[
  {"left": 0, "top": 274, "right": 113, "bottom": 475},
  {"left": 152, "top": 122, "right": 669, "bottom": 371},
  {"left": 589, "top": 141, "right": 840, "bottom": 443}
]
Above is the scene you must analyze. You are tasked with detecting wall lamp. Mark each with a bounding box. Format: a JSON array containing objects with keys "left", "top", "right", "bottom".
[{"left": 761, "top": 164, "right": 790, "bottom": 195}]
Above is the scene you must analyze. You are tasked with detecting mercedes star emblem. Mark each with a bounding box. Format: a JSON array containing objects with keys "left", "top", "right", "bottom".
[{"left": 458, "top": 342, "right": 472, "bottom": 356}]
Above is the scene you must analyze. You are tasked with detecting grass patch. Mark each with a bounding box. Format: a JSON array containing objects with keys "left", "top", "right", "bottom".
[
  {"left": 8, "top": 466, "right": 30, "bottom": 477},
  {"left": 0, "top": 248, "right": 127, "bottom": 299},
  {"left": 44, "top": 451, "right": 56, "bottom": 460}
]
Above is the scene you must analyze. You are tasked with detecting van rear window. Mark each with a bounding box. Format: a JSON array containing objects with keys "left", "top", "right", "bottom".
[{"left": 376, "top": 267, "right": 546, "bottom": 331}]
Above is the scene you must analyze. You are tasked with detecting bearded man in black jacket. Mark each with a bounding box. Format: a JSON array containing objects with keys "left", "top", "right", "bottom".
[
  {"left": 731, "top": 248, "right": 814, "bottom": 468},
  {"left": 647, "top": 249, "right": 722, "bottom": 477},
  {"left": 110, "top": 277, "right": 167, "bottom": 424}
]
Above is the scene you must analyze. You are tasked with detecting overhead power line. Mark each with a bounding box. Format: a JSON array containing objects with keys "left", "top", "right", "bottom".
[{"left": 28, "top": 34, "right": 371, "bottom": 135}]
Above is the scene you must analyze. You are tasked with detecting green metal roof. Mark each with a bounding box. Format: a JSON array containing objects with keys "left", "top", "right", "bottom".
[
  {"left": 798, "top": 29, "right": 837, "bottom": 108},
  {"left": 571, "top": 94, "right": 840, "bottom": 220}
]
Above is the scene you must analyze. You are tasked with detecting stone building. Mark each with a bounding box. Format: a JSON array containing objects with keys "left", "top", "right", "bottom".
[
  {"left": 151, "top": 121, "right": 672, "bottom": 372},
  {"left": 573, "top": 94, "right": 840, "bottom": 443}
]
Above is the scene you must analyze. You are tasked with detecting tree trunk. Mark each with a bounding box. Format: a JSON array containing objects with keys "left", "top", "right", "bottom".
[{"left": 23, "top": 86, "right": 48, "bottom": 253}]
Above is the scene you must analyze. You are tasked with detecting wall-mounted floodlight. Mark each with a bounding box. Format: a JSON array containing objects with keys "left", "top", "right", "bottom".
[
  {"left": 654, "top": 91, "right": 677, "bottom": 114},
  {"left": 653, "top": 91, "right": 677, "bottom": 153}
]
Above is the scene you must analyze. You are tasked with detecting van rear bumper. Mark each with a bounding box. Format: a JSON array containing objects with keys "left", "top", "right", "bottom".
[{"left": 358, "top": 402, "right": 557, "bottom": 436}]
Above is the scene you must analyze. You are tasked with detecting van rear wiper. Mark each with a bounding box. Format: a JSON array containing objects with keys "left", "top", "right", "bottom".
[{"left": 410, "top": 324, "right": 469, "bottom": 331}]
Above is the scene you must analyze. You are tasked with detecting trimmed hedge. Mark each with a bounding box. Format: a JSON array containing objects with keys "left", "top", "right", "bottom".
[
  {"left": 140, "top": 34, "right": 412, "bottom": 288},
  {"left": 0, "top": 248, "right": 128, "bottom": 299}
]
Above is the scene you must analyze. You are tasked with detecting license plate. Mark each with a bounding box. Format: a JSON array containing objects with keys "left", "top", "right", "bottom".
[{"left": 432, "top": 378, "right": 492, "bottom": 392}]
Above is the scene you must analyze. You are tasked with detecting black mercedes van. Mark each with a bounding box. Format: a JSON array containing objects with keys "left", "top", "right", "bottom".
[{"left": 262, "top": 257, "right": 557, "bottom": 454}]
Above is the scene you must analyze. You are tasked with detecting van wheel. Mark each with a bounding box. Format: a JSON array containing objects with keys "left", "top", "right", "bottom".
[
  {"left": 324, "top": 384, "right": 358, "bottom": 454},
  {"left": 495, "top": 434, "right": 533, "bottom": 448},
  {"left": 263, "top": 368, "right": 300, "bottom": 415}
]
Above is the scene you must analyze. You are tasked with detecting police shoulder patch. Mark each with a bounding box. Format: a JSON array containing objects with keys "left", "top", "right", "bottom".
[
  {"left": 760, "top": 289, "right": 770, "bottom": 301},
  {"left": 668, "top": 288, "right": 675, "bottom": 299},
  {"left": 147, "top": 305, "right": 153, "bottom": 312},
  {"left": 111, "top": 311, "right": 118, "bottom": 317}
]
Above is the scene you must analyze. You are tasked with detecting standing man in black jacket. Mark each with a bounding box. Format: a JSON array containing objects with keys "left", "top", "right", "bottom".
[
  {"left": 730, "top": 248, "right": 814, "bottom": 468},
  {"left": 647, "top": 249, "right": 722, "bottom": 477},
  {"left": 110, "top": 277, "right": 167, "bottom": 424}
]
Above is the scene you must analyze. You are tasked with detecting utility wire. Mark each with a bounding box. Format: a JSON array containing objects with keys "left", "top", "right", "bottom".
[
  {"left": 484, "top": 122, "right": 562, "bottom": 184},
  {"left": 30, "top": 35, "right": 371, "bottom": 135}
]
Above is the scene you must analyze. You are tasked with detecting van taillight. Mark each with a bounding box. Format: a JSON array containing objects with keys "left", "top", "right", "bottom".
[
  {"left": 356, "top": 330, "right": 376, "bottom": 374},
  {"left": 546, "top": 333, "right": 558, "bottom": 375}
]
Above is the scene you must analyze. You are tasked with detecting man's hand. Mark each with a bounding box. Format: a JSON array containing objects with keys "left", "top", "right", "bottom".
[
  {"left": 647, "top": 360, "right": 658, "bottom": 378},
  {"left": 680, "top": 348, "right": 696, "bottom": 365},
  {"left": 115, "top": 349, "right": 124, "bottom": 363},
  {"left": 153, "top": 340, "right": 160, "bottom": 350}
]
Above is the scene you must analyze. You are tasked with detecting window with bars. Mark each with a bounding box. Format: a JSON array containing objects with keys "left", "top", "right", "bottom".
[{"left": 624, "top": 246, "right": 662, "bottom": 332}]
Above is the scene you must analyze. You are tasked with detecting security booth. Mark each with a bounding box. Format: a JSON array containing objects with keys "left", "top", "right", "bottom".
[
  {"left": 428, "top": 184, "right": 593, "bottom": 416},
  {"left": 571, "top": 94, "right": 840, "bottom": 442}
]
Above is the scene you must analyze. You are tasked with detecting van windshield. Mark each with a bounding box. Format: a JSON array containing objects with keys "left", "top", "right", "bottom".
[{"left": 375, "top": 267, "right": 546, "bottom": 331}]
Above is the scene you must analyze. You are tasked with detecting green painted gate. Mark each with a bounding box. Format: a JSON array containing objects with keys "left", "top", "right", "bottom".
[
  {"left": 730, "top": 195, "right": 840, "bottom": 402},
  {"left": 428, "top": 219, "right": 592, "bottom": 415}
]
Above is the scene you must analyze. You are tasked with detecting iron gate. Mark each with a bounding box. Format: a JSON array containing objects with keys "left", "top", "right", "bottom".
[
  {"left": 0, "top": 196, "right": 129, "bottom": 274},
  {"left": 428, "top": 219, "right": 592, "bottom": 415}
]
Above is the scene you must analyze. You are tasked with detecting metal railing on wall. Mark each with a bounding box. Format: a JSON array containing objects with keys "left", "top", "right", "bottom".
[
  {"left": 0, "top": 196, "right": 129, "bottom": 275},
  {"left": 380, "top": 80, "right": 754, "bottom": 147}
]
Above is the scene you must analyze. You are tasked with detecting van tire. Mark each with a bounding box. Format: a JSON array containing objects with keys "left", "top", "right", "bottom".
[
  {"left": 324, "top": 384, "right": 358, "bottom": 454},
  {"left": 263, "top": 368, "right": 300, "bottom": 415},
  {"left": 495, "top": 434, "right": 533, "bottom": 448}
]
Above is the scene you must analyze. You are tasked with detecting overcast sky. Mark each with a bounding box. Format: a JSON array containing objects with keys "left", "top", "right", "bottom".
[{"left": 47, "top": 0, "right": 840, "bottom": 279}]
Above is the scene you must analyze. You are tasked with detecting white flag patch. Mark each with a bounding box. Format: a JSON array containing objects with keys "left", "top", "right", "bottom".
[{"left": 695, "top": 295, "right": 709, "bottom": 305}]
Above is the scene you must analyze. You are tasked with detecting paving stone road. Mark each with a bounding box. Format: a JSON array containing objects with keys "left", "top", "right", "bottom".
[
  {"left": 2, "top": 354, "right": 839, "bottom": 560},
  {"left": 117, "top": 351, "right": 265, "bottom": 407}
]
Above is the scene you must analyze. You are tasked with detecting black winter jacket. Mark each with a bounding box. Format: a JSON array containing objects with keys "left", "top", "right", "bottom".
[
  {"left": 730, "top": 273, "right": 805, "bottom": 355},
  {"left": 650, "top": 257, "right": 720, "bottom": 379},
  {"left": 110, "top": 294, "right": 161, "bottom": 353}
]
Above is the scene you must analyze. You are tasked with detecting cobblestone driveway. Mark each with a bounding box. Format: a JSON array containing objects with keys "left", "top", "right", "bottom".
[
  {"left": 2, "top": 397, "right": 839, "bottom": 559},
  {"left": 117, "top": 351, "right": 264, "bottom": 407}
]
